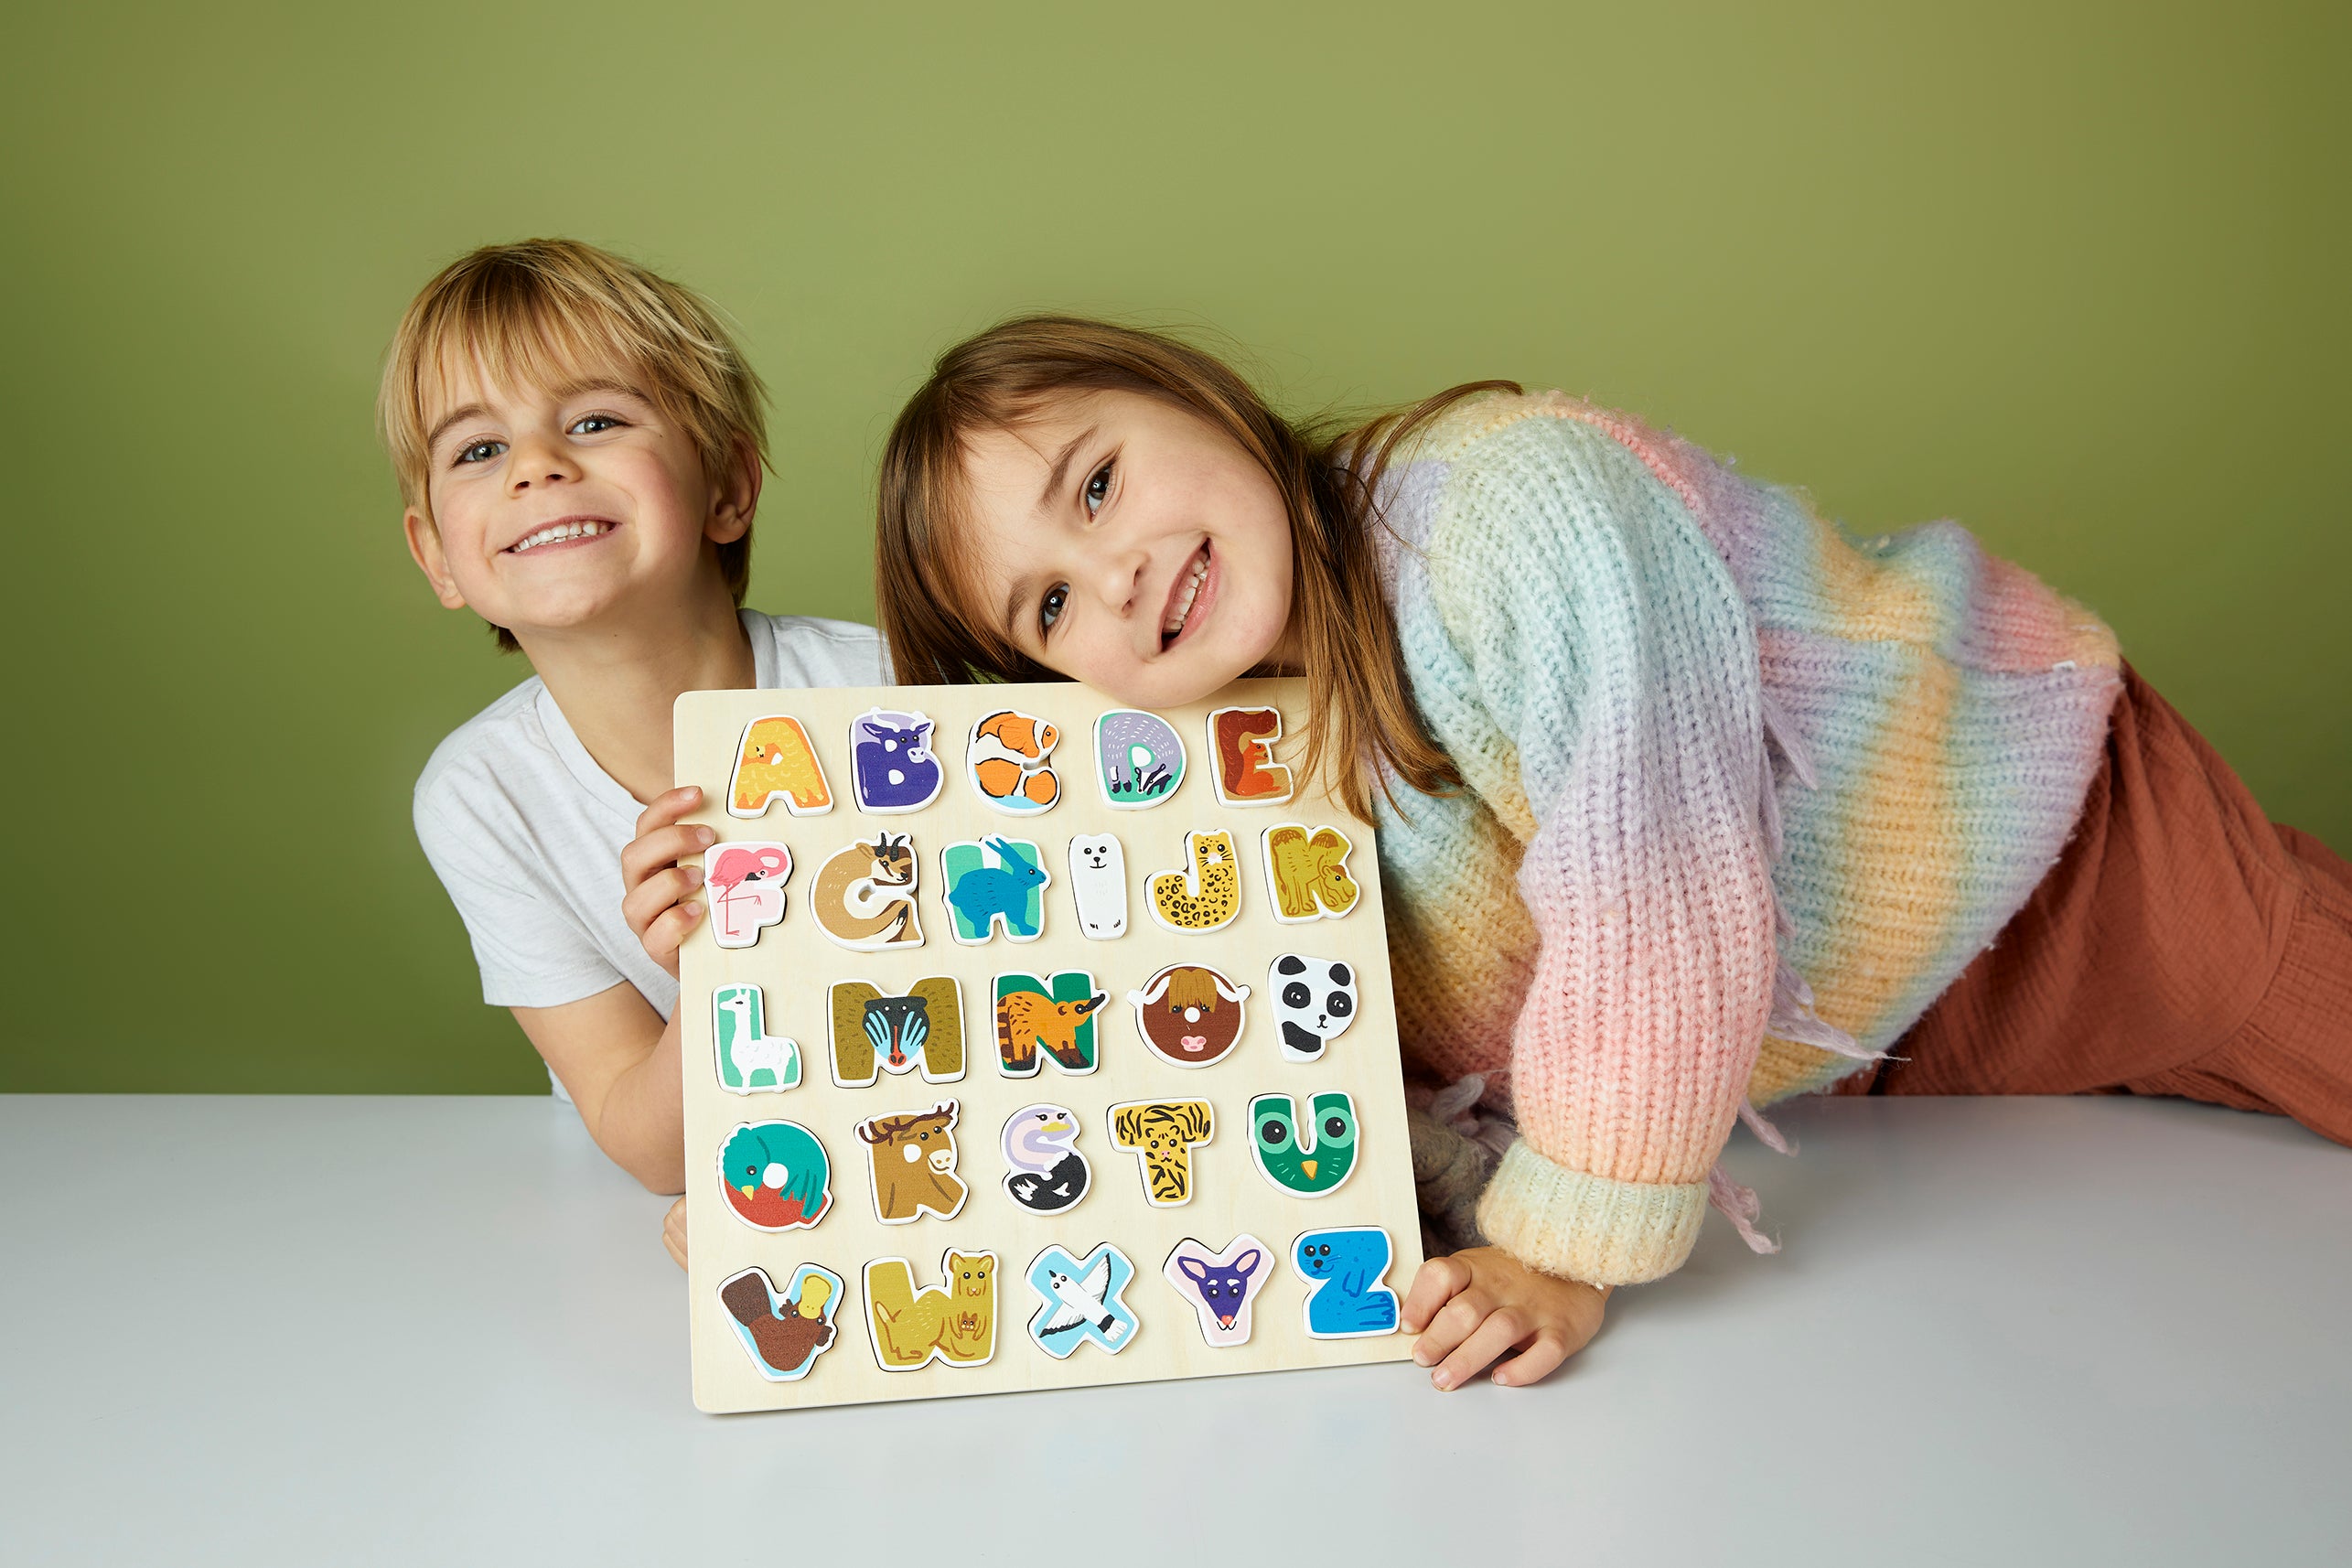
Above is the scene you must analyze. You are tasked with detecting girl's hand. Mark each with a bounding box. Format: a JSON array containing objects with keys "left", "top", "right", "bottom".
[
  {"left": 661, "top": 1197, "right": 688, "bottom": 1271},
  {"left": 621, "top": 786, "right": 715, "bottom": 978},
  {"left": 1402, "top": 1245, "right": 1610, "bottom": 1390}
]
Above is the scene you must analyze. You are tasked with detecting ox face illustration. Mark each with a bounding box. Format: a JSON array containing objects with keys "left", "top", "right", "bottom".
[{"left": 1123, "top": 963, "right": 1251, "bottom": 1069}]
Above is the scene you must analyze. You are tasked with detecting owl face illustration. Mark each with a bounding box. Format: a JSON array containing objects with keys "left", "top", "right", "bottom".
[
  {"left": 1249, "top": 1090, "right": 1359, "bottom": 1197},
  {"left": 1269, "top": 954, "right": 1356, "bottom": 1061}
]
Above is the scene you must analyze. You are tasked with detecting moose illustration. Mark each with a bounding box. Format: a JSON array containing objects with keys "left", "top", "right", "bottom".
[{"left": 855, "top": 1101, "right": 969, "bottom": 1223}]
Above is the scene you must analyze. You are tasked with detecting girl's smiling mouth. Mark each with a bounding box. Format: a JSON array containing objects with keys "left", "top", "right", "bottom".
[
  {"left": 1161, "top": 540, "right": 1215, "bottom": 650},
  {"left": 507, "top": 517, "right": 618, "bottom": 554}
]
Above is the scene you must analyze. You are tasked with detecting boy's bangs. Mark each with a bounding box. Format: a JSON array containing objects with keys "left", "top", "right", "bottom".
[{"left": 412, "top": 298, "right": 669, "bottom": 460}]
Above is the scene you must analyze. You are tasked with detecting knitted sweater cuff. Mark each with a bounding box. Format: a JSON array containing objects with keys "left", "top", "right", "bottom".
[{"left": 1475, "top": 1139, "right": 1708, "bottom": 1286}]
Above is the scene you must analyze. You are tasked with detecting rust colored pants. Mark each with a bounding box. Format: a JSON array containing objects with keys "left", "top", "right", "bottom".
[{"left": 1842, "top": 665, "right": 2352, "bottom": 1146}]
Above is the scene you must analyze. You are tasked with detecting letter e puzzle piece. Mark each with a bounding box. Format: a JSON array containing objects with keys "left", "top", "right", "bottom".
[
  {"left": 1108, "top": 1099, "right": 1215, "bottom": 1208},
  {"left": 1291, "top": 1227, "right": 1400, "bottom": 1339},
  {"left": 728, "top": 714, "right": 833, "bottom": 818},
  {"left": 864, "top": 1250, "right": 998, "bottom": 1370},
  {"left": 717, "top": 1263, "right": 843, "bottom": 1382},
  {"left": 1207, "top": 705, "right": 1294, "bottom": 807},
  {"left": 1026, "top": 1242, "right": 1139, "bottom": 1359},
  {"left": 713, "top": 983, "right": 800, "bottom": 1093},
  {"left": 827, "top": 977, "right": 964, "bottom": 1087},
  {"left": 1161, "top": 1235, "right": 1273, "bottom": 1348}
]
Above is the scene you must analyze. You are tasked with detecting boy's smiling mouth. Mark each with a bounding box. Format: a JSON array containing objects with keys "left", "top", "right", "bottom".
[
  {"left": 1160, "top": 541, "right": 1214, "bottom": 649},
  {"left": 507, "top": 517, "right": 617, "bottom": 555}
]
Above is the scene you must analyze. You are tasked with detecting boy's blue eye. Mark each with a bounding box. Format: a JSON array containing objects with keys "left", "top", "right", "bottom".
[
  {"left": 570, "top": 413, "right": 622, "bottom": 435},
  {"left": 1083, "top": 459, "right": 1113, "bottom": 516},
  {"left": 1039, "top": 585, "right": 1069, "bottom": 636},
  {"left": 456, "top": 440, "right": 506, "bottom": 466}
]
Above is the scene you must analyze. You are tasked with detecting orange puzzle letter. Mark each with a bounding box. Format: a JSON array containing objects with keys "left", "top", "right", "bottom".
[{"left": 730, "top": 715, "right": 833, "bottom": 818}]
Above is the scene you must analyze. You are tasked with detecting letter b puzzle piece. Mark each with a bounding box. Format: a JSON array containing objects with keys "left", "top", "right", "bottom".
[
  {"left": 713, "top": 983, "right": 800, "bottom": 1094},
  {"left": 848, "top": 708, "right": 944, "bottom": 813},
  {"left": 1108, "top": 1099, "right": 1215, "bottom": 1208},
  {"left": 1207, "top": 705, "right": 1294, "bottom": 806},
  {"left": 728, "top": 714, "right": 833, "bottom": 818},
  {"left": 1261, "top": 822, "right": 1361, "bottom": 923},
  {"left": 1291, "top": 1227, "right": 1401, "bottom": 1340}
]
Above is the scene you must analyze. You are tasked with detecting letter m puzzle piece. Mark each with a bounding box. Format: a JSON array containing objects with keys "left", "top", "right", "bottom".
[{"left": 729, "top": 714, "right": 833, "bottom": 818}]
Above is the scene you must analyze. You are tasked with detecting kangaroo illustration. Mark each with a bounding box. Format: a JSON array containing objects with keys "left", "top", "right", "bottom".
[{"left": 812, "top": 833, "right": 923, "bottom": 950}]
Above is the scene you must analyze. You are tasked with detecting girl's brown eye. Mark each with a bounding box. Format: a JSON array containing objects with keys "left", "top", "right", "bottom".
[
  {"left": 1039, "top": 585, "right": 1069, "bottom": 635},
  {"left": 1084, "top": 459, "right": 1113, "bottom": 514}
]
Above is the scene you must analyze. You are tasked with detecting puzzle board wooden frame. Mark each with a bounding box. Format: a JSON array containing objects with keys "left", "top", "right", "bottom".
[{"left": 679, "top": 678, "right": 1421, "bottom": 1412}]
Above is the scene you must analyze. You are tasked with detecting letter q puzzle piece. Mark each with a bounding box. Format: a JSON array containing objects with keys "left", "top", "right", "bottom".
[
  {"left": 1207, "top": 705, "right": 1294, "bottom": 807},
  {"left": 728, "top": 714, "right": 833, "bottom": 818},
  {"left": 713, "top": 983, "right": 800, "bottom": 1094},
  {"left": 706, "top": 842, "right": 791, "bottom": 950},
  {"left": 848, "top": 708, "right": 944, "bottom": 813},
  {"left": 1092, "top": 708, "right": 1186, "bottom": 808},
  {"left": 717, "top": 1120, "right": 832, "bottom": 1232},
  {"left": 1291, "top": 1227, "right": 1401, "bottom": 1340},
  {"left": 1261, "top": 822, "right": 1362, "bottom": 923},
  {"left": 717, "top": 1263, "right": 843, "bottom": 1382},
  {"left": 1161, "top": 1234, "right": 1272, "bottom": 1348},
  {"left": 1026, "top": 1242, "right": 1139, "bottom": 1359}
]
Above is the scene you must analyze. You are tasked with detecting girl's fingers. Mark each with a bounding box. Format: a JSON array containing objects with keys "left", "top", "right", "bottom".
[
  {"left": 640, "top": 901, "right": 703, "bottom": 973},
  {"left": 620, "top": 822, "right": 716, "bottom": 892},
  {"left": 622, "top": 865, "right": 704, "bottom": 940},
  {"left": 632, "top": 786, "right": 703, "bottom": 840},
  {"left": 1412, "top": 1286, "right": 1491, "bottom": 1367},
  {"left": 1401, "top": 1255, "right": 1473, "bottom": 1334},
  {"left": 661, "top": 1197, "right": 688, "bottom": 1272},
  {"left": 1431, "top": 1306, "right": 1530, "bottom": 1391},
  {"left": 1491, "top": 1328, "right": 1570, "bottom": 1388}
]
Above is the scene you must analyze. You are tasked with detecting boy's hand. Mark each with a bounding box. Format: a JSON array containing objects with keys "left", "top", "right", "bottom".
[
  {"left": 622, "top": 786, "right": 716, "bottom": 978},
  {"left": 1402, "top": 1245, "right": 1609, "bottom": 1390},
  {"left": 662, "top": 1197, "right": 688, "bottom": 1271}
]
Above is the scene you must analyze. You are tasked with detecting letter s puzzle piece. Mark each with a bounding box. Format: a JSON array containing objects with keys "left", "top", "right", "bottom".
[
  {"left": 966, "top": 708, "right": 1061, "bottom": 815},
  {"left": 706, "top": 842, "right": 792, "bottom": 949},
  {"left": 718, "top": 1263, "right": 843, "bottom": 1382},
  {"left": 827, "top": 977, "right": 964, "bottom": 1088},
  {"left": 1249, "top": 1090, "right": 1359, "bottom": 1197},
  {"left": 1145, "top": 829, "right": 1242, "bottom": 933},
  {"left": 864, "top": 1250, "right": 998, "bottom": 1371},
  {"left": 728, "top": 714, "right": 833, "bottom": 818},
  {"left": 717, "top": 1120, "right": 833, "bottom": 1231},
  {"left": 1207, "top": 705, "right": 1294, "bottom": 807},
  {"left": 713, "top": 983, "right": 800, "bottom": 1094},
  {"left": 1092, "top": 709, "right": 1186, "bottom": 809},
  {"left": 1291, "top": 1227, "right": 1400, "bottom": 1339},
  {"left": 848, "top": 708, "right": 944, "bottom": 814},
  {"left": 1026, "top": 1242, "right": 1139, "bottom": 1359},
  {"left": 1109, "top": 1099, "right": 1215, "bottom": 1208},
  {"left": 1161, "top": 1234, "right": 1272, "bottom": 1348},
  {"left": 1260, "top": 822, "right": 1362, "bottom": 923},
  {"left": 1000, "top": 1103, "right": 1090, "bottom": 1214}
]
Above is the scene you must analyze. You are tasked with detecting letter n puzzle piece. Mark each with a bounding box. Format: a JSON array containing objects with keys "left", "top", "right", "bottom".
[
  {"left": 864, "top": 1250, "right": 998, "bottom": 1371},
  {"left": 1108, "top": 1099, "right": 1215, "bottom": 1208},
  {"left": 713, "top": 983, "right": 800, "bottom": 1094},
  {"left": 828, "top": 977, "right": 964, "bottom": 1087},
  {"left": 706, "top": 842, "right": 791, "bottom": 949},
  {"left": 1261, "top": 822, "right": 1362, "bottom": 923},
  {"left": 1207, "top": 705, "right": 1294, "bottom": 806},
  {"left": 717, "top": 1263, "right": 843, "bottom": 1382},
  {"left": 1145, "top": 829, "right": 1242, "bottom": 933},
  {"left": 993, "top": 972, "right": 1106, "bottom": 1078},
  {"left": 1161, "top": 1234, "right": 1272, "bottom": 1348},
  {"left": 1291, "top": 1226, "right": 1400, "bottom": 1340},
  {"left": 1026, "top": 1242, "right": 1139, "bottom": 1359},
  {"left": 728, "top": 714, "right": 833, "bottom": 818}
]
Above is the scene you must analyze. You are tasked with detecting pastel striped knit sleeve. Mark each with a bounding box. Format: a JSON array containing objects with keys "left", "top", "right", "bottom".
[{"left": 1414, "top": 411, "right": 1780, "bottom": 1285}]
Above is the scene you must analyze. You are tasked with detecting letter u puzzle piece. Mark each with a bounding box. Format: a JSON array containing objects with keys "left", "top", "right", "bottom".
[
  {"left": 729, "top": 714, "right": 833, "bottom": 818},
  {"left": 1250, "top": 1091, "right": 1359, "bottom": 1197}
]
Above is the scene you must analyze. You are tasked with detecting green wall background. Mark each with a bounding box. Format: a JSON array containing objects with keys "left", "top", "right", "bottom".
[{"left": 5, "top": 2, "right": 2344, "bottom": 1092}]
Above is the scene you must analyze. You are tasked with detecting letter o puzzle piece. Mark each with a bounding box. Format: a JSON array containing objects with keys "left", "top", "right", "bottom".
[
  {"left": 1093, "top": 709, "right": 1186, "bottom": 809},
  {"left": 1207, "top": 706, "right": 1294, "bottom": 807},
  {"left": 993, "top": 972, "right": 1106, "bottom": 1078},
  {"left": 967, "top": 709, "right": 1061, "bottom": 816},
  {"left": 713, "top": 983, "right": 800, "bottom": 1094},
  {"left": 864, "top": 1250, "right": 998, "bottom": 1371},
  {"left": 1000, "top": 1103, "right": 1090, "bottom": 1214},
  {"left": 827, "top": 977, "right": 964, "bottom": 1088},
  {"left": 706, "top": 842, "right": 792, "bottom": 949},
  {"left": 940, "top": 838, "right": 1050, "bottom": 943},
  {"left": 1249, "top": 1090, "right": 1359, "bottom": 1197},
  {"left": 1269, "top": 954, "right": 1358, "bottom": 1063},
  {"left": 1065, "top": 832, "right": 1128, "bottom": 940},
  {"left": 717, "top": 1120, "right": 833, "bottom": 1231},
  {"left": 1123, "top": 963, "right": 1251, "bottom": 1069},
  {"left": 1146, "top": 829, "right": 1242, "bottom": 933},
  {"left": 718, "top": 1263, "right": 843, "bottom": 1382},
  {"left": 848, "top": 708, "right": 944, "bottom": 814},
  {"left": 1291, "top": 1227, "right": 1401, "bottom": 1339},
  {"left": 728, "top": 714, "right": 833, "bottom": 818},
  {"left": 1108, "top": 1099, "right": 1215, "bottom": 1208},
  {"left": 1161, "top": 1234, "right": 1273, "bottom": 1348},
  {"left": 1026, "top": 1242, "right": 1139, "bottom": 1359},
  {"left": 1261, "top": 822, "right": 1361, "bottom": 924},
  {"left": 810, "top": 832, "right": 925, "bottom": 952},
  {"left": 854, "top": 1100, "right": 970, "bottom": 1225}
]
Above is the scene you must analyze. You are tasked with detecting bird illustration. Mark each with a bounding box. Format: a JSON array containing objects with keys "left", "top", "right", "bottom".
[
  {"left": 1036, "top": 1250, "right": 1126, "bottom": 1343},
  {"left": 718, "top": 1121, "right": 832, "bottom": 1230},
  {"left": 1249, "top": 1090, "right": 1359, "bottom": 1197}
]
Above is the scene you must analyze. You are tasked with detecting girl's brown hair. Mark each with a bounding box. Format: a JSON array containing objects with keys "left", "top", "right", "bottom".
[{"left": 875, "top": 316, "right": 1517, "bottom": 820}]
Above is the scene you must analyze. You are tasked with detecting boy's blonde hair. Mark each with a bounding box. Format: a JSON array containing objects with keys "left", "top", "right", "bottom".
[{"left": 378, "top": 239, "right": 768, "bottom": 650}]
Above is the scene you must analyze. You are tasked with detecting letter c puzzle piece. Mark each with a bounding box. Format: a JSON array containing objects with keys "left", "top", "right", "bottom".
[
  {"left": 1026, "top": 1242, "right": 1139, "bottom": 1359},
  {"left": 1207, "top": 705, "right": 1294, "bottom": 807},
  {"left": 1261, "top": 822, "right": 1362, "bottom": 923},
  {"left": 728, "top": 714, "right": 833, "bottom": 818},
  {"left": 1291, "top": 1226, "right": 1401, "bottom": 1340},
  {"left": 1109, "top": 1099, "right": 1215, "bottom": 1208},
  {"left": 713, "top": 983, "right": 800, "bottom": 1094},
  {"left": 967, "top": 708, "right": 1062, "bottom": 815},
  {"left": 1161, "top": 1234, "right": 1272, "bottom": 1348},
  {"left": 718, "top": 1263, "right": 843, "bottom": 1382},
  {"left": 706, "top": 842, "right": 791, "bottom": 949}
]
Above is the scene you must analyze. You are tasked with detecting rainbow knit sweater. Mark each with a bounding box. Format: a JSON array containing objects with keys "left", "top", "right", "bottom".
[{"left": 1370, "top": 391, "right": 2121, "bottom": 1285}]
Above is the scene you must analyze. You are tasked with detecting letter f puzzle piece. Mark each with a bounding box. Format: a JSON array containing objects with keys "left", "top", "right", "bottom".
[
  {"left": 728, "top": 714, "right": 833, "bottom": 818},
  {"left": 706, "top": 842, "right": 791, "bottom": 949}
]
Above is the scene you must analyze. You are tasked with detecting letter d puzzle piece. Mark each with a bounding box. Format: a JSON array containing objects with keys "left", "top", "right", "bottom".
[
  {"left": 706, "top": 842, "right": 791, "bottom": 949},
  {"left": 713, "top": 983, "right": 800, "bottom": 1094},
  {"left": 1161, "top": 1234, "right": 1272, "bottom": 1348},
  {"left": 728, "top": 714, "right": 832, "bottom": 818},
  {"left": 1026, "top": 1242, "right": 1139, "bottom": 1359},
  {"left": 864, "top": 1250, "right": 998, "bottom": 1371},
  {"left": 717, "top": 1263, "right": 843, "bottom": 1382},
  {"left": 1093, "top": 709, "right": 1186, "bottom": 809},
  {"left": 1291, "top": 1227, "right": 1401, "bottom": 1340}
]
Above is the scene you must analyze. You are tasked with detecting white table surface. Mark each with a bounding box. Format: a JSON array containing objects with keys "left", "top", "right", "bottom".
[{"left": 3, "top": 1092, "right": 2345, "bottom": 1565}]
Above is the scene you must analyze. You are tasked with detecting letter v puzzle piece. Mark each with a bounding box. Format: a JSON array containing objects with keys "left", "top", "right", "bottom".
[
  {"left": 1145, "top": 829, "right": 1242, "bottom": 933},
  {"left": 1026, "top": 1242, "right": 1139, "bottom": 1359},
  {"left": 1290, "top": 1226, "right": 1401, "bottom": 1340},
  {"left": 713, "top": 983, "right": 800, "bottom": 1094},
  {"left": 728, "top": 714, "right": 833, "bottom": 818},
  {"left": 1260, "top": 822, "right": 1362, "bottom": 923},
  {"left": 706, "top": 842, "right": 791, "bottom": 949},
  {"left": 1161, "top": 1234, "right": 1272, "bottom": 1348},
  {"left": 1207, "top": 705, "right": 1294, "bottom": 807},
  {"left": 717, "top": 1263, "right": 843, "bottom": 1382}
]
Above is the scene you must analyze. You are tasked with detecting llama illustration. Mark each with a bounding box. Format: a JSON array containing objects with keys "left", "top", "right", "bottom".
[{"left": 713, "top": 983, "right": 800, "bottom": 1093}]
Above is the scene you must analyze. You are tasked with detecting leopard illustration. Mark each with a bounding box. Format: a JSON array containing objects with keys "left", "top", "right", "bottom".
[{"left": 1146, "top": 830, "right": 1240, "bottom": 932}]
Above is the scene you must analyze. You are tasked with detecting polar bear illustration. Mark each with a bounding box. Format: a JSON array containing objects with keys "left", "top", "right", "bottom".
[{"left": 1065, "top": 833, "right": 1127, "bottom": 940}]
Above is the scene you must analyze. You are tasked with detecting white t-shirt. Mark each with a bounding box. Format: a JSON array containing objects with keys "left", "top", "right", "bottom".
[{"left": 413, "top": 612, "right": 889, "bottom": 1090}]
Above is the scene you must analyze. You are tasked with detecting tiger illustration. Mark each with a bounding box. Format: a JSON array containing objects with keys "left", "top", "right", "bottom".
[
  {"left": 1146, "top": 830, "right": 1241, "bottom": 932},
  {"left": 1110, "top": 1099, "right": 1215, "bottom": 1207},
  {"left": 995, "top": 985, "right": 1106, "bottom": 1076}
]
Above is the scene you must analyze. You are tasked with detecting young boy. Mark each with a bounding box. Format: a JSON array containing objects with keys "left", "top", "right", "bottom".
[{"left": 384, "top": 240, "right": 885, "bottom": 1261}]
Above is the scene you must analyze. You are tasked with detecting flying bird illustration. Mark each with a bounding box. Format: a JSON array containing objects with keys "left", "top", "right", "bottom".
[{"left": 1036, "top": 1251, "right": 1125, "bottom": 1343}]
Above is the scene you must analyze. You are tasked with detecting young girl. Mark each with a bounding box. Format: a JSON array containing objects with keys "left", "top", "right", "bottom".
[{"left": 872, "top": 317, "right": 2352, "bottom": 1391}]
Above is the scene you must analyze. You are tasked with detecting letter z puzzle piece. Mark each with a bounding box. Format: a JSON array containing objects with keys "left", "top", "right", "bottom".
[
  {"left": 706, "top": 842, "right": 791, "bottom": 949},
  {"left": 717, "top": 1263, "right": 843, "bottom": 1382},
  {"left": 1291, "top": 1227, "right": 1401, "bottom": 1339},
  {"left": 1260, "top": 822, "right": 1361, "bottom": 923},
  {"left": 848, "top": 708, "right": 944, "bottom": 813},
  {"left": 713, "top": 983, "right": 800, "bottom": 1094},
  {"left": 1109, "top": 1099, "right": 1215, "bottom": 1208},
  {"left": 728, "top": 714, "right": 833, "bottom": 818},
  {"left": 1026, "top": 1242, "right": 1139, "bottom": 1359},
  {"left": 827, "top": 977, "right": 964, "bottom": 1087},
  {"left": 1161, "top": 1234, "right": 1272, "bottom": 1348},
  {"left": 864, "top": 1250, "right": 999, "bottom": 1371},
  {"left": 1145, "top": 829, "right": 1242, "bottom": 933},
  {"left": 1093, "top": 709, "right": 1186, "bottom": 809},
  {"left": 717, "top": 1120, "right": 832, "bottom": 1231},
  {"left": 1207, "top": 705, "right": 1294, "bottom": 806}
]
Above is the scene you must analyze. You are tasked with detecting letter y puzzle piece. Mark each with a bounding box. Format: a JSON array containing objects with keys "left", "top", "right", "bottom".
[{"left": 1161, "top": 1234, "right": 1272, "bottom": 1348}]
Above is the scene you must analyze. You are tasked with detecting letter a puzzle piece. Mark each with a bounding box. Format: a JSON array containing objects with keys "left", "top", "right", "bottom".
[
  {"left": 1207, "top": 705, "right": 1294, "bottom": 807},
  {"left": 728, "top": 714, "right": 833, "bottom": 818},
  {"left": 713, "top": 983, "right": 800, "bottom": 1094},
  {"left": 1108, "top": 1099, "right": 1215, "bottom": 1208},
  {"left": 1260, "top": 822, "right": 1361, "bottom": 923}
]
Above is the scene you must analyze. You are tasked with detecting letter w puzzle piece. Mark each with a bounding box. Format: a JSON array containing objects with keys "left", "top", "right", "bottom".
[{"left": 864, "top": 1250, "right": 998, "bottom": 1371}]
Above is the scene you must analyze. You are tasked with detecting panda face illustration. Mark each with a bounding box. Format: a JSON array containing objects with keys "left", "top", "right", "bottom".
[{"left": 1269, "top": 954, "right": 1357, "bottom": 1062}]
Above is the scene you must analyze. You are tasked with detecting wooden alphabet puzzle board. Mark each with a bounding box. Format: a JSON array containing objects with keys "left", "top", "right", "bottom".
[{"left": 677, "top": 679, "right": 1421, "bottom": 1412}]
